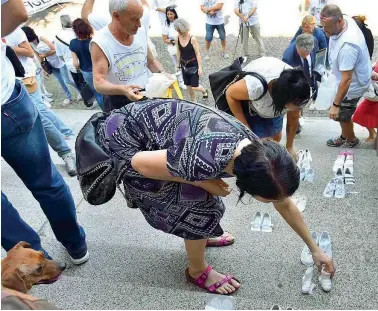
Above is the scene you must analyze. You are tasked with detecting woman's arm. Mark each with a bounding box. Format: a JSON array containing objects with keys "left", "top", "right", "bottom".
[
  {"left": 274, "top": 198, "right": 336, "bottom": 276},
  {"left": 40, "top": 36, "right": 56, "bottom": 57},
  {"left": 12, "top": 40, "right": 34, "bottom": 58},
  {"left": 176, "top": 36, "right": 181, "bottom": 71},
  {"left": 225, "top": 79, "right": 251, "bottom": 128},
  {"left": 71, "top": 52, "right": 80, "bottom": 70},
  {"left": 1, "top": 0, "right": 28, "bottom": 37},
  {"left": 162, "top": 34, "right": 172, "bottom": 45},
  {"left": 286, "top": 109, "right": 300, "bottom": 161},
  {"left": 131, "top": 150, "right": 231, "bottom": 196},
  {"left": 191, "top": 36, "right": 203, "bottom": 75}
]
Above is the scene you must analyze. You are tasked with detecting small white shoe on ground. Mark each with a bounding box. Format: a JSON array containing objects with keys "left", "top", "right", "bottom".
[
  {"left": 302, "top": 266, "right": 316, "bottom": 294},
  {"left": 344, "top": 167, "right": 355, "bottom": 184},
  {"left": 319, "top": 268, "right": 332, "bottom": 292},
  {"left": 304, "top": 168, "right": 315, "bottom": 182},
  {"left": 323, "top": 178, "right": 337, "bottom": 198},
  {"left": 261, "top": 212, "right": 273, "bottom": 232},
  {"left": 318, "top": 231, "right": 332, "bottom": 258},
  {"left": 334, "top": 178, "right": 345, "bottom": 198},
  {"left": 305, "top": 149, "right": 312, "bottom": 162},
  {"left": 301, "top": 231, "right": 317, "bottom": 266},
  {"left": 300, "top": 167, "right": 306, "bottom": 181},
  {"left": 251, "top": 211, "right": 262, "bottom": 231},
  {"left": 62, "top": 153, "right": 77, "bottom": 177},
  {"left": 333, "top": 154, "right": 346, "bottom": 172},
  {"left": 222, "top": 52, "right": 230, "bottom": 59}
]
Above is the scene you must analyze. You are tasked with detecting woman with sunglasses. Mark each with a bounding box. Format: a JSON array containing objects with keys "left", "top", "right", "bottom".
[{"left": 225, "top": 57, "right": 311, "bottom": 161}]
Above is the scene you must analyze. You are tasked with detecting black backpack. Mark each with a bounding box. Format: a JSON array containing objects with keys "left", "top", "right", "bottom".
[
  {"left": 6, "top": 45, "right": 25, "bottom": 78},
  {"left": 209, "top": 57, "right": 268, "bottom": 116}
]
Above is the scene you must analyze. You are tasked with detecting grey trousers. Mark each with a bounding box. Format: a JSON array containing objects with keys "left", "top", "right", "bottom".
[{"left": 241, "top": 23, "right": 265, "bottom": 57}]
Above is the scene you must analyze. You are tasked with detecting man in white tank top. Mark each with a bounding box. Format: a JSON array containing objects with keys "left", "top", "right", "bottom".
[{"left": 91, "top": 0, "right": 163, "bottom": 112}]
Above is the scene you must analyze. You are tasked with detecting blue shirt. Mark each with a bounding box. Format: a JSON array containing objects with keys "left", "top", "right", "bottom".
[
  {"left": 291, "top": 26, "right": 328, "bottom": 50},
  {"left": 69, "top": 38, "right": 93, "bottom": 72}
]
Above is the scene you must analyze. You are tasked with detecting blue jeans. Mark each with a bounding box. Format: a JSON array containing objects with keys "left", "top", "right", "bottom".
[
  {"left": 29, "top": 82, "right": 73, "bottom": 157},
  {"left": 82, "top": 70, "right": 104, "bottom": 110},
  {"left": 246, "top": 114, "right": 284, "bottom": 138},
  {"left": 1, "top": 81, "right": 86, "bottom": 258},
  {"left": 51, "top": 65, "right": 77, "bottom": 100},
  {"left": 205, "top": 23, "right": 226, "bottom": 41}
]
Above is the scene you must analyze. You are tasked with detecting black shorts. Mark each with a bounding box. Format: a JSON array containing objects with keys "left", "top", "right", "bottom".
[
  {"left": 336, "top": 97, "right": 360, "bottom": 122},
  {"left": 181, "top": 67, "right": 199, "bottom": 87}
]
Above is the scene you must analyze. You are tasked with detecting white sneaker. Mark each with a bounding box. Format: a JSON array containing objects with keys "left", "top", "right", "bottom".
[
  {"left": 222, "top": 52, "right": 230, "bottom": 59},
  {"left": 323, "top": 178, "right": 337, "bottom": 198},
  {"left": 76, "top": 94, "right": 83, "bottom": 101},
  {"left": 344, "top": 167, "right": 355, "bottom": 185},
  {"left": 62, "top": 99, "right": 73, "bottom": 107},
  {"left": 305, "top": 149, "right": 312, "bottom": 162},
  {"left": 44, "top": 100, "right": 52, "bottom": 109},
  {"left": 297, "top": 150, "right": 305, "bottom": 168},
  {"left": 304, "top": 168, "right": 315, "bottom": 182},
  {"left": 300, "top": 167, "right": 306, "bottom": 182},
  {"left": 318, "top": 231, "right": 332, "bottom": 258},
  {"left": 300, "top": 231, "right": 317, "bottom": 266},
  {"left": 302, "top": 266, "right": 315, "bottom": 294},
  {"left": 319, "top": 268, "right": 332, "bottom": 292},
  {"left": 204, "top": 54, "right": 210, "bottom": 61},
  {"left": 334, "top": 178, "right": 345, "bottom": 199},
  {"left": 61, "top": 153, "right": 77, "bottom": 177},
  {"left": 261, "top": 212, "right": 273, "bottom": 233},
  {"left": 333, "top": 153, "right": 346, "bottom": 172},
  {"left": 42, "top": 96, "right": 53, "bottom": 103},
  {"left": 179, "top": 82, "right": 187, "bottom": 90},
  {"left": 251, "top": 211, "right": 262, "bottom": 231}
]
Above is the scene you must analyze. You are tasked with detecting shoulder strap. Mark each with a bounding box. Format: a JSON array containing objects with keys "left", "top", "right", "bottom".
[
  {"left": 55, "top": 35, "right": 69, "bottom": 47},
  {"left": 242, "top": 71, "right": 269, "bottom": 101}
]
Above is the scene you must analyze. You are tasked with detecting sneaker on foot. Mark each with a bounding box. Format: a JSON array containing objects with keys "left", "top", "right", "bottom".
[
  {"left": 62, "top": 153, "right": 77, "bottom": 176},
  {"left": 68, "top": 244, "right": 89, "bottom": 265},
  {"left": 179, "top": 82, "right": 187, "bottom": 89},
  {"left": 342, "top": 138, "right": 360, "bottom": 148},
  {"left": 62, "top": 99, "right": 73, "bottom": 107},
  {"left": 222, "top": 52, "right": 230, "bottom": 59},
  {"left": 327, "top": 135, "right": 346, "bottom": 147}
]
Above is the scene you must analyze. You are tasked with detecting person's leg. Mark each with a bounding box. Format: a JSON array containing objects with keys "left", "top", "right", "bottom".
[
  {"left": 1, "top": 81, "right": 86, "bottom": 260},
  {"left": 51, "top": 67, "right": 73, "bottom": 101},
  {"left": 60, "top": 65, "right": 79, "bottom": 91},
  {"left": 28, "top": 89, "right": 73, "bottom": 158},
  {"left": 1, "top": 192, "right": 52, "bottom": 259},
  {"left": 217, "top": 24, "right": 228, "bottom": 56},
  {"left": 340, "top": 121, "right": 357, "bottom": 141},
  {"left": 242, "top": 24, "right": 250, "bottom": 57},
  {"left": 81, "top": 71, "right": 104, "bottom": 110},
  {"left": 205, "top": 23, "right": 215, "bottom": 54},
  {"left": 250, "top": 24, "right": 266, "bottom": 57},
  {"left": 185, "top": 239, "right": 240, "bottom": 294},
  {"left": 365, "top": 128, "right": 377, "bottom": 143},
  {"left": 187, "top": 86, "right": 196, "bottom": 101}
]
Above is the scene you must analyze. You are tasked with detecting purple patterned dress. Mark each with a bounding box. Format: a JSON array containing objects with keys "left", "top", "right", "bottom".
[{"left": 97, "top": 99, "right": 257, "bottom": 240}]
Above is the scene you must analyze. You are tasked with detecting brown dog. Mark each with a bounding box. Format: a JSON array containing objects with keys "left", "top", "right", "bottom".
[{"left": 1, "top": 241, "right": 66, "bottom": 293}]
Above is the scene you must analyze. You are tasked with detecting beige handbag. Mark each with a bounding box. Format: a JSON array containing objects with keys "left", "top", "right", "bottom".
[{"left": 22, "top": 76, "right": 38, "bottom": 94}]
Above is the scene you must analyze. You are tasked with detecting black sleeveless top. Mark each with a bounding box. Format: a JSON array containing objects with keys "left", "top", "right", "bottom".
[{"left": 178, "top": 36, "right": 198, "bottom": 66}]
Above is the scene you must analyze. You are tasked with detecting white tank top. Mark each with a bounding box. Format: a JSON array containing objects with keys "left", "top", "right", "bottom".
[{"left": 91, "top": 26, "right": 150, "bottom": 86}]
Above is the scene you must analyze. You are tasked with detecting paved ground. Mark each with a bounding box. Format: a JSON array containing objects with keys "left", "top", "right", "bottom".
[{"left": 2, "top": 108, "right": 377, "bottom": 310}]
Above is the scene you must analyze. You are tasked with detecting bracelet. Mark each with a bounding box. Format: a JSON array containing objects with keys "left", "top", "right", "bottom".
[{"left": 332, "top": 103, "right": 341, "bottom": 108}]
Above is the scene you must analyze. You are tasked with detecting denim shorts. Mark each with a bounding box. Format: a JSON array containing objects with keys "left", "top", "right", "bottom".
[
  {"left": 245, "top": 114, "right": 284, "bottom": 139},
  {"left": 205, "top": 23, "right": 226, "bottom": 41}
]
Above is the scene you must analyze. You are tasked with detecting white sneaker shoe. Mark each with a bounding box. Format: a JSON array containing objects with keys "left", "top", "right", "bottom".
[
  {"left": 323, "top": 178, "right": 337, "bottom": 198},
  {"left": 302, "top": 266, "right": 315, "bottom": 294},
  {"left": 251, "top": 211, "right": 262, "bottom": 231},
  {"left": 42, "top": 96, "right": 53, "bottom": 103},
  {"left": 62, "top": 99, "right": 73, "bottom": 107},
  {"left": 334, "top": 178, "right": 345, "bottom": 198},
  {"left": 222, "top": 52, "right": 230, "bottom": 59},
  {"left": 333, "top": 153, "right": 346, "bottom": 172},
  {"left": 297, "top": 150, "right": 305, "bottom": 168},
  {"left": 179, "top": 82, "right": 187, "bottom": 90},
  {"left": 261, "top": 212, "right": 273, "bottom": 233},
  {"left": 301, "top": 231, "right": 317, "bottom": 266},
  {"left": 304, "top": 168, "right": 315, "bottom": 182},
  {"left": 319, "top": 268, "right": 332, "bottom": 292},
  {"left": 344, "top": 167, "right": 355, "bottom": 185},
  {"left": 305, "top": 149, "right": 312, "bottom": 162},
  {"left": 61, "top": 153, "right": 77, "bottom": 177},
  {"left": 318, "top": 231, "right": 332, "bottom": 258}
]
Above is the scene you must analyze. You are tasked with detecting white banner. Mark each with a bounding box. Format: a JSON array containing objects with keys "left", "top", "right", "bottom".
[{"left": 24, "top": 0, "right": 72, "bottom": 16}]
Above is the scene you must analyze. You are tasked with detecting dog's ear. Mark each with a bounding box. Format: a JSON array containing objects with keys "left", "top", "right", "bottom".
[
  {"left": 1, "top": 269, "right": 28, "bottom": 293},
  {"left": 14, "top": 241, "right": 31, "bottom": 249}
]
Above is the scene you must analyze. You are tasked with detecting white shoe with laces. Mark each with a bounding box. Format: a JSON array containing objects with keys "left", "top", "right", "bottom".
[
  {"left": 62, "top": 99, "right": 73, "bottom": 107},
  {"left": 301, "top": 231, "right": 318, "bottom": 266},
  {"left": 251, "top": 211, "right": 262, "bottom": 232},
  {"left": 323, "top": 178, "right": 337, "bottom": 198},
  {"left": 318, "top": 231, "right": 332, "bottom": 258},
  {"left": 334, "top": 178, "right": 345, "bottom": 198},
  {"left": 319, "top": 268, "right": 332, "bottom": 292}
]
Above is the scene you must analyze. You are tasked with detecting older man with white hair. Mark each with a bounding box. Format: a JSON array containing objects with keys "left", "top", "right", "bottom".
[
  {"left": 320, "top": 4, "right": 371, "bottom": 148},
  {"left": 91, "top": 0, "right": 163, "bottom": 112}
]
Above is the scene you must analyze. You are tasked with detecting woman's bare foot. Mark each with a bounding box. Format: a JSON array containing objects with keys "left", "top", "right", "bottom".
[
  {"left": 188, "top": 266, "right": 240, "bottom": 295},
  {"left": 365, "top": 137, "right": 377, "bottom": 143},
  {"left": 207, "top": 232, "right": 234, "bottom": 247}
]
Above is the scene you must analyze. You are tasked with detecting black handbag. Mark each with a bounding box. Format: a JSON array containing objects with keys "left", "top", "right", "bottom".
[
  {"left": 181, "top": 64, "right": 198, "bottom": 76},
  {"left": 41, "top": 58, "right": 53, "bottom": 75},
  {"left": 6, "top": 46, "right": 25, "bottom": 78},
  {"left": 209, "top": 57, "right": 268, "bottom": 116}
]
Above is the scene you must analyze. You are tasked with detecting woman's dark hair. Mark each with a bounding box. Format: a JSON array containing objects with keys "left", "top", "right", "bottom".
[
  {"left": 271, "top": 68, "right": 310, "bottom": 116},
  {"left": 166, "top": 6, "right": 178, "bottom": 26},
  {"left": 352, "top": 16, "right": 374, "bottom": 59},
  {"left": 72, "top": 18, "right": 94, "bottom": 40},
  {"left": 21, "top": 26, "right": 39, "bottom": 44},
  {"left": 233, "top": 140, "right": 300, "bottom": 201}
]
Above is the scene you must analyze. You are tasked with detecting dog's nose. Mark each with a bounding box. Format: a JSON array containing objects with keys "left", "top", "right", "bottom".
[{"left": 58, "top": 262, "right": 67, "bottom": 271}]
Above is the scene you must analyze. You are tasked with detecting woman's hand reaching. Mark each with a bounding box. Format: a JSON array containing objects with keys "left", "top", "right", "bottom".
[
  {"left": 195, "top": 179, "right": 231, "bottom": 197},
  {"left": 312, "top": 249, "right": 336, "bottom": 278}
]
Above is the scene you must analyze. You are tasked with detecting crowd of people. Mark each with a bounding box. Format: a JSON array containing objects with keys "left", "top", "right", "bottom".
[{"left": 1, "top": 0, "right": 377, "bottom": 301}]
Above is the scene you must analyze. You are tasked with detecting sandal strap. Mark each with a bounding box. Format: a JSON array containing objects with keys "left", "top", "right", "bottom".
[
  {"left": 194, "top": 265, "right": 213, "bottom": 288},
  {"left": 208, "top": 275, "right": 234, "bottom": 293}
]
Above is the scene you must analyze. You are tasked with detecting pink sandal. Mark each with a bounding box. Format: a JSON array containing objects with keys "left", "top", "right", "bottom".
[
  {"left": 185, "top": 265, "right": 240, "bottom": 295},
  {"left": 206, "top": 234, "right": 235, "bottom": 248}
]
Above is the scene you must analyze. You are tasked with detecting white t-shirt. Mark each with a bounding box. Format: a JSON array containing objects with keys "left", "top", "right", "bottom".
[
  {"left": 151, "top": 0, "right": 177, "bottom": 25},
  {"left": 202, "top": 0, "right": 225, "bottom": 25},
  {"left": 5, "top": 27, "right": 37, "bottom": 77},
  {"left": 234, "top": 0, "right": 259, "bottom": 26},
  {"left": 243, "top": 57, "right": 292, "bottom": 118},
  {"left": 55, "top": 28, "right": 77, "bottom": 73},
  {"left": 162, "top": 21, "right": 177, "bottom": 55},
  {"left": 91, "top": 26, "right": 150, "bottom": 87},
  {"left": 33, "top": 38, "right": 65, "bottom": 69}
]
